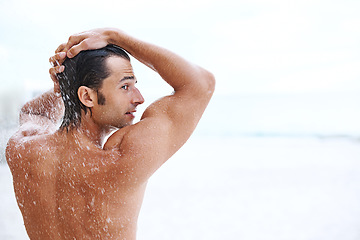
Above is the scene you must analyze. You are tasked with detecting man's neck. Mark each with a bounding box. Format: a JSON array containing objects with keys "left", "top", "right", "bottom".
[{"left": 69, "top": 117, "right": 114, "bottom": 149}]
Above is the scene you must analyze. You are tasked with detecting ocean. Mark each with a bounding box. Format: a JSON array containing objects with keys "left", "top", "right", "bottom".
[
  {"left": 0, "top": 92, "right": 360, "bottom": 239},
  {"left": 1, "top": 136, "right": 360, "bottom": 239},
  {"left": 195, "top": 92, "right": 360, "bottom": 137}
]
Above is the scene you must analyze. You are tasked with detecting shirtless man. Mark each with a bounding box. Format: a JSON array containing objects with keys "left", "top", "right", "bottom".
[{"left": 5, "top": 28, "right": 215, "bottom": 239}]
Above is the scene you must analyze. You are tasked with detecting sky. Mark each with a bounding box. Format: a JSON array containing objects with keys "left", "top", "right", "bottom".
[
  {"left": 0, "top": 0, "right": 359, "bottom": 94},
  {"left": 0, "top": 0, "right": 359, "bottom": 135}
]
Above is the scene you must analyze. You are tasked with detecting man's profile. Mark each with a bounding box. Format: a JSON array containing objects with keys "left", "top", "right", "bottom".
[{"left": 5, "top": 28, "right": 215, "bottom": 239}]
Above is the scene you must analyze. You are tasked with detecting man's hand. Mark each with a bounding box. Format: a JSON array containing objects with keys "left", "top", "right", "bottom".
[
  {"left": 49, "top": 51, "right": 66, "bottom": 94},
  {"left": 58, "top": 28, "right": 116, "bottom": 58},
  {"left": 48, "top": 28, "right": 120, "bottom": 92}
]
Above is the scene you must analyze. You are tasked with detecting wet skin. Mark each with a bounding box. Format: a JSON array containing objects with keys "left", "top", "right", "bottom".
[
  {"left": 7, "top": 57, "right": 147, "bottom": 239},
  {"left": 8, "top": 131, "right": 146, "bottom": 239},
  {"left": 6, "top": 28, "right": 215, "bottom": 239}
]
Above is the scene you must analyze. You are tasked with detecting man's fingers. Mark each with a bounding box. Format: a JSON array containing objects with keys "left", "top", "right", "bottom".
[
  {"left": 59, "top": 29, "right": 110, "bottom": 58},
  {"left": 66, "top": 39, "right": 92, "bottom": 58},
  {"left": 49, "top": 65, "right": 65, "bottom": 78},
  {"left": 63, "top": 33, "right": 89, "bottom": 57},
  {"left": 65, "top": 31, "right": 108, "bottom": 58},
  {"left": 55, "top": 43, "right": 67, "bottom": 53},
  {"left": 49, "top": 65, "right": 64, "bottom": 94},
  {"left": 54, "top": 33, "right": 87, "bottom": 57},
  {"left": 49, "top": 52, "right": 67, "bottom": 67},
  {"left": 49, "top": 52, "right": 66, "bottom": 64},
  {"left": 49, "top": 65, "right": 65, "bottom": 76}
]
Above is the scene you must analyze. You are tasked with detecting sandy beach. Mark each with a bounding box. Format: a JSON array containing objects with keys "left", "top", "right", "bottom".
[{"left": 2, "top": 136, "right": 359, "bottom": 240}]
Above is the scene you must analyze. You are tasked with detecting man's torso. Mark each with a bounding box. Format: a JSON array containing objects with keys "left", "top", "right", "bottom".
[{"left": 8, "top": 130, "right": 147, "bottom": 240}]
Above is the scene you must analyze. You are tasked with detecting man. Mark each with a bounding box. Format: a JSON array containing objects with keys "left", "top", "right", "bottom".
[{"left": 6, "top": 28, "right": 215, "bottom": 239}]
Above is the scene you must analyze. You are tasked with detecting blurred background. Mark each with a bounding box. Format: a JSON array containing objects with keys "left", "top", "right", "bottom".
[
  {"left": 0, "top": 0, "right": 359, "bottom": 142},
  {"left": 0, "top": 0, "right": 360, "bottom": 239}
]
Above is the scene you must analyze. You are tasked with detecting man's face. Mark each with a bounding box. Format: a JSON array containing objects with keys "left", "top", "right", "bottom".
[{"left": 91, "top": 56, "right": 144, "bottom": 129}]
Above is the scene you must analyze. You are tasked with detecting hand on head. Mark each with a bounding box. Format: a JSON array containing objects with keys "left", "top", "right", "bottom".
[
  {"left": 49, "top": 51, "right": 66, "bottom": 94},
  {"left": 48, "top": 28, "right": 115, "bottom": 93},
  {"left": 58, "top": 29, "right": 113, "bottom": 58}
]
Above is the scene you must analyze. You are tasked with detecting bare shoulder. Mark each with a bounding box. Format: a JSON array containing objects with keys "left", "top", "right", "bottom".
[
  {"left": 6, "top": 112, "right": 59, "bottom": 152},
  {"left": 102, "top": 69, "right": 215, "bottom": 182},
  {"left": 5, "top": 129, "right": 54, "bottom": 171},
  {"left": 102, "top": 98, "right": 192, "bottom": 183}
]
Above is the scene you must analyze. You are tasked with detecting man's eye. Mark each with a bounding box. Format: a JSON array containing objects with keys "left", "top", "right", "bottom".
[{"left": 121, "top": 85, "right": 129, "bottom": 90}]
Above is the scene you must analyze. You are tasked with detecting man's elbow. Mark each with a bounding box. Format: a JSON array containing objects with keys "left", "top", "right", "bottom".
[
  {"left": 199, "top": 68, "right": 216, "bottom": 96},
  {"left": 177, "top": 67, "right": 216, "bottom": 98},
  {"left": 206, "top": 70, "right": 216, "bottom": 93}
]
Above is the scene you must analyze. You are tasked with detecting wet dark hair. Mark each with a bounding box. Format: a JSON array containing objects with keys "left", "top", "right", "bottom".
[{"left": 57, "top": 44, "right": 130, "bottom": 131}]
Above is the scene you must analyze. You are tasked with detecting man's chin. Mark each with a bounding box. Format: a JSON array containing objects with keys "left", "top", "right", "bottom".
[{"left": 113, "top": 121, "right": 134, "bottom": 129}]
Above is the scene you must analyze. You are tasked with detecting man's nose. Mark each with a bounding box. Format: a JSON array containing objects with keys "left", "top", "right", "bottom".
[{"left": 132, "top": 88, "right": 145, "bottom": 105}]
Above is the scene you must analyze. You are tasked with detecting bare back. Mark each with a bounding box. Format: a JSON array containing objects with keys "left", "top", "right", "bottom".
[
  {"left": 7, "top": 28, "right": 215, "bottom": 240},
  {"left": 7, "top": 130, "right": 147, "bottom": 239}
]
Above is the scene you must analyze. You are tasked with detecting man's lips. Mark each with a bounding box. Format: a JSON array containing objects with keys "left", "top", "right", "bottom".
[{"left": 125, "top": 110, "right": 136, "bottom": 115}]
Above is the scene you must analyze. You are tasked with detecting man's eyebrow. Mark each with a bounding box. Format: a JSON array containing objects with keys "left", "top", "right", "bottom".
[{"left": 120, "top": 76, "right": 135, "bottom": 82}]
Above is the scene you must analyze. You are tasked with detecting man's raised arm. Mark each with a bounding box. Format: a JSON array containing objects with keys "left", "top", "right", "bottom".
[
  {"left": 19, "top": 57, "right": 65, "bottom": 131},
  {"left": 20, "top": 90, "right": 63, "bottom": 125},
  {"left": 61, "top": 28, "right": 215, "bottom": 99},
  {"left": 54, "top": 28, "right": 215, "bottom": 179}
]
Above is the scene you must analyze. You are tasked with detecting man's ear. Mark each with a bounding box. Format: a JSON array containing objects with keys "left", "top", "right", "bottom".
[{"left": 78, "top": 86, "right": 96, "bottom": 108}]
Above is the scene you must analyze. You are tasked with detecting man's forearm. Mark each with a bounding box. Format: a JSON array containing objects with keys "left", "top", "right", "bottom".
[
  {"left": 58, "top": 28, "right": 215, "bottom": 95},
  {"left": 20, "top": 90, "right": 64, "bottom": 124},
  {"left": 107, "top": 30, "right": 215, "bottom": 94}
]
